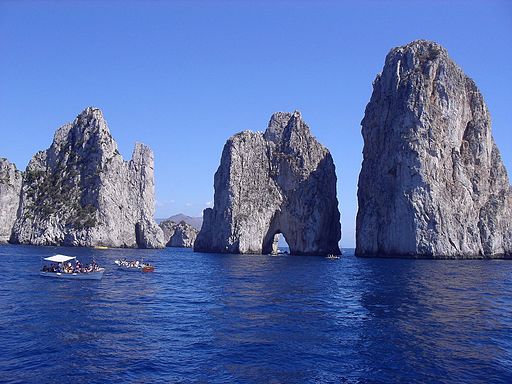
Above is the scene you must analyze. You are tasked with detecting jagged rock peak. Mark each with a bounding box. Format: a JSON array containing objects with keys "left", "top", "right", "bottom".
[
  {"left": 387, "top": 39, "right": 449, "bottom": 63},
  {"left": 11, "top": 107, "right": 164, "bottom": 249},
  {"left": 264, "top": 110, "right": 305, "bottom": 143},
  {"left": 356, "top": 40, "right": 512, "bottom": 258},
  {"left": 0, "top": 158, "right": 22, "bottom": 243},
  {"left": 195, "top": 111, "right": 341, "bottom": 256}
]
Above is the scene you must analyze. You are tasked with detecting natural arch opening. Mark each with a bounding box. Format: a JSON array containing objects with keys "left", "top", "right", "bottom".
[
  {"left": 262, "top": 231, "right": 290, "bottom": 255},
  {"left": 277, "top": 234, "right": 290, "bottom": 254}
]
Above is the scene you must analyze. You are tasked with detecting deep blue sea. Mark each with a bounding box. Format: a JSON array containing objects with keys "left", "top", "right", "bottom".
[{"left": 0, "top": 245, "right": 511, "bottom": 383}]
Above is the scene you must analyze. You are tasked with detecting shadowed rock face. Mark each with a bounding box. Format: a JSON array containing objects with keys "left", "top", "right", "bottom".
[
  {"left": 356, "top": 40, "right": 512, "bottom": 258},
  {"left": 195, "top": 111, "right": 341, "bottom": 256},
  {"left": 0, "top": 159, "right": 22, "bottom": 243},
  {"left": 160, "top": 220, "right": 198, "bottom": 248},
  {"left": 11, "top": 107, "right": 164, "bottom": 248}
]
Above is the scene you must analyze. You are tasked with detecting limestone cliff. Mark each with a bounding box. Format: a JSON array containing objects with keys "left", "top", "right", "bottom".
[
  {"left": 11, "top": 107, "right": 164, "bottom": 248},
  {"left": 159, "top": 220, "right": 198, "bottom": 248},
  {"left": 356, "top": 40, "right": 512, "bottom": 258},
  {"left": 0, "top": 159, "right": 22, "bottom": 243},
  {"left": 195, "top": 111, "right": 341, "bottom": 255}
]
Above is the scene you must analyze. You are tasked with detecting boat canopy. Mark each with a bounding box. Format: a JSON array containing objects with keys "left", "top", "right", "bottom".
[{"left": 43, "top": 254, "right": 76, "bottom": 263}]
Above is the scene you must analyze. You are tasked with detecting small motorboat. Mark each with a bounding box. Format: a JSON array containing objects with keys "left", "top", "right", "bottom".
[
  {"left": 114, "top": 259, "right": 155, "bottom": 273},
  {"left": 40, "top": 254, "right": 105, "bottom": 280},
  {"left": 326, "top": 254, "right": 340, "bottom": 260}
]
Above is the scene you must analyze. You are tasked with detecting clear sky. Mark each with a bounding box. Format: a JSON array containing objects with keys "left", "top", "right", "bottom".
[{"left": 1, "top": 0, "right": 511, "bottom": 248}]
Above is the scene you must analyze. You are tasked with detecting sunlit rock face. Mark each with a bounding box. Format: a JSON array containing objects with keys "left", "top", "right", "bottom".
[
  {"left": 195, "top": 111, "right": 341, "bottom": 256},
  {"left": 356, "top": 40, "right": 512, "bottom": 258},
  {"left": 159, "top": 220, "right": 198, "bottom": 248},
  {"left": 11, "top": 107, "right": 164, "bottom": 248},
  {"left": 0, "top": 158, "right": 22, "bottom": 243}
]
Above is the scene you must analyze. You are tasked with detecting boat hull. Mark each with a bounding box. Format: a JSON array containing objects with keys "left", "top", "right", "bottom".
[{"left": 40, "top": 269, "right": 105, "bottom": 280}]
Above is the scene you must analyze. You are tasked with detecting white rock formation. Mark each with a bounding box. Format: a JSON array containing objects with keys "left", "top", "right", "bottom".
[
  {"left": 159, "top": 220, "right": 198, "bottom": 248},
  {"left": 0, "top": 159, "right": 22, "bottom": 243},
  {"left": 11, "top": 107, "right": 164, "bottom": 248},
  {"left": 195, "top": 111, "right": 341, "bottom": 255},
  {"left": 356, "top": 40, "right": 512, "bottom": 258}
]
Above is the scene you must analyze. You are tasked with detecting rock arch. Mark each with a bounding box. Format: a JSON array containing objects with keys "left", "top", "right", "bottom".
[{"left": 195, "top": 111, "right": 341, "bottom": 256}]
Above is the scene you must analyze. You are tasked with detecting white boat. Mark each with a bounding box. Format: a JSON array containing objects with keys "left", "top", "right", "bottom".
[
  {"left": 40, "top": 270, "right": 105, "bottom": 280},
  {"left": 40, "top": 254, "right": 105, "bottom": 280}
]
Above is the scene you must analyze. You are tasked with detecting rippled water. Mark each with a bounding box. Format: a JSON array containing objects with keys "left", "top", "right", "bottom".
[{"left": 0, "top": 245, "right": 511, "bottom": 383}]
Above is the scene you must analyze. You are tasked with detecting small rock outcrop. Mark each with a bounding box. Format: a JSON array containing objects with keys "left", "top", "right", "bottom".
[
  {"left": 11, "top": 107, "right": 165, "bottom": 248},
  {"left": 159, "top": 220, "right": 198, "bottom": 248},
  {"left": 0, "top": 158, "right": 22, "bottom": 243},
  {"left": 164, "top": 214, "right": 202, "bottom": 231},
  {"left": 195, "top": 111, "right": 341, "bottom": 255},
  {"left": 356, "top": 40, "right": 512, "bottom": 258}
]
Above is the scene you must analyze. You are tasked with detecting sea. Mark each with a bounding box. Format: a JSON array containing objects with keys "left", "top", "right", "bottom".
[{"left": 0, "top": 245, "right": 511, "bottom": 383}]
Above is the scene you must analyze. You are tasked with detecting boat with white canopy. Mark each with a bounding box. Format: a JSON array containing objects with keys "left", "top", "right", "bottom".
[{"left": 40, "top": 254, "right": 105, "bottom": 280}]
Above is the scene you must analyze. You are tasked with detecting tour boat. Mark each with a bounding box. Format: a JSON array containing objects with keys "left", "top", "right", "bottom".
[
  {"left": 114, "top": 259, "right": 155, "bottom": 273},
  {"left": 326, "top": 254, "right": 340, "bottom": 259},
  {"left": 40, "top": 254, "right": 105, "bottom": 280}
]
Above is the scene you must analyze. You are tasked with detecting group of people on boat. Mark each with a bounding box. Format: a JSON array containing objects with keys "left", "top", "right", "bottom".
[
  {"left": 115, "top": 258, "right": 154, "bottom": 269},
  {"left": 117, "top": 259, "right": 142, "bottom": 268},
  {"left": 42, "top": 259, "right": 100, "bottom": 274}
]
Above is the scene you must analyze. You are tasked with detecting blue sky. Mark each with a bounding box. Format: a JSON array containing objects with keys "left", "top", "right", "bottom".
[{"left": 1, "top": 1, "right": 511, "bottom": 248}]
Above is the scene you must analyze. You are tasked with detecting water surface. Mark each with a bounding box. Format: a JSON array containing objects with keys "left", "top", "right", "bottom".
[{"left": 0, "top": 245, "right": 511, "bottom": 383}]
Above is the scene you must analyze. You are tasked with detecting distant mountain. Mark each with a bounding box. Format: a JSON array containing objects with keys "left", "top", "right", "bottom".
[{"left": 156, "top": 214, "right": 203, "bottom": 230}]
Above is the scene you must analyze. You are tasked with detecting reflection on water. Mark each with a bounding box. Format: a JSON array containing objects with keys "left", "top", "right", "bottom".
[
  {"left": 0, "top": 245, "right": 511, "bottom": 383},
  {"left": 357, "top": 259, "right": 512, "bottom": 383}
]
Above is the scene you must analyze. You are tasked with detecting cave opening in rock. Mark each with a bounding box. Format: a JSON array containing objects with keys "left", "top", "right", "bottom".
[
  {"left": 135, "top": 222, "right": 142, "bottom": 248},
  {"left": 263, "top": 231, "right": 291, "bottom": 255},
  {"left": 276, "top": 233, "right": 290, "bottom": 254}
]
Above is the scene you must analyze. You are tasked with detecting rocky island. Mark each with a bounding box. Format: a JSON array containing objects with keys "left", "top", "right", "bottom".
[
  {"left": 356, "top": 40, "right": 512, "bottom": 258},
  {"left": 159, "top": 220, "right": 198, "bottom": 248},
  {"left": 195, "top": 111, "right": 341, "bottom": 256},
  {"left": 8, "top": 107, "right": 164, "bottom": 248}
]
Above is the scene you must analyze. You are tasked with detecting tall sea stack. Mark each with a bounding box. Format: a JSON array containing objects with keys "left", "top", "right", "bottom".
[
  {"left": 356, "top": 40, "right": 512, "bottom": 258},
  {"left": 10, "top": 107, "right": 165, "bottom": 248},
  {"left": 0, "top": 159, "right": 22, "bottom": 243},
  {"left": 195, "top": 111, "right": 341, "bottom": 256}
]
